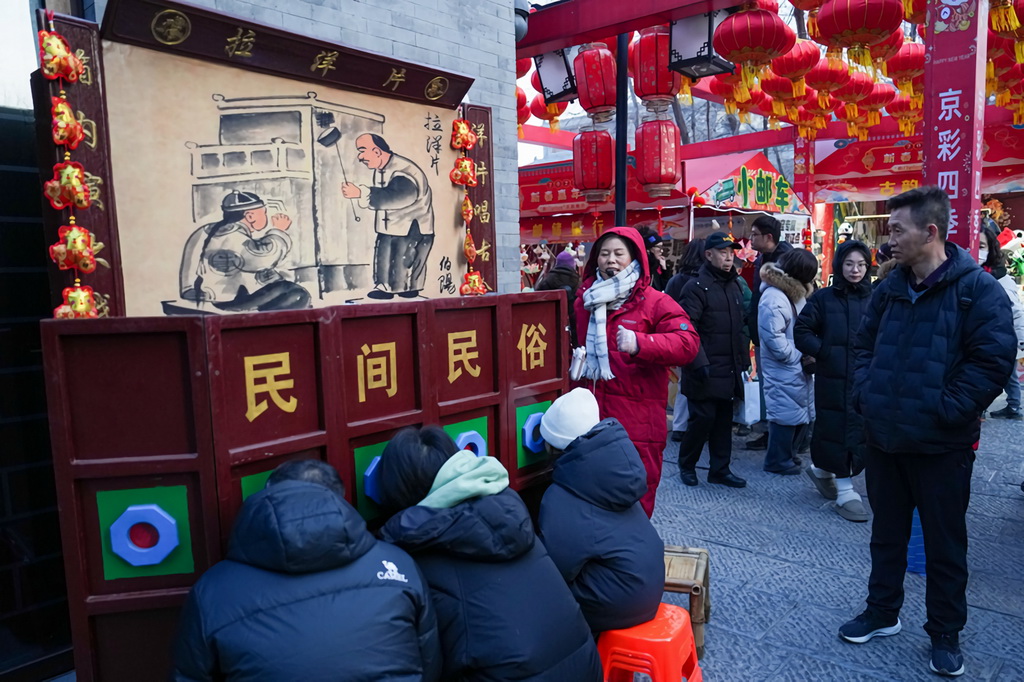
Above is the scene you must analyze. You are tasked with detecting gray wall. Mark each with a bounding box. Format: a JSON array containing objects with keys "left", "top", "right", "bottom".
[{"left": 94, "top": 0, "right": 520, "bottom": 292}]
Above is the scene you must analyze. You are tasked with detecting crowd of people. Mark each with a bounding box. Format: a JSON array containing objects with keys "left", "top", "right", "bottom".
[{"left": 172, "top": 187, "right": 1021, "bottom": 681}]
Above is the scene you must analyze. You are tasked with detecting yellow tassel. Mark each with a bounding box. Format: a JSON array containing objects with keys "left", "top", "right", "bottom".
[
  {"left": 987, "top": 59, "right": 995, "bottom": 81},
  {"left": 845, "top": 103, "right": 859, "bottom": 119},
  {"left": 868, "top": 110, "right": 880, "bottom": 127},
  {"left": 739, "top": 111, "right": 750, "bottom": 124},
  {"left": 911, "top": 93, "right": 923, "bottom": 109},
  {"left": 770, "top": 116, "right": 781, "bottom": 130},
  {"left": 725, "top": 100, "right": 738, "bottom": 115},
  {"left": 773, "top": 100, "right": 787, "bottom": 116},
  {"left": 902, "top": 0, "right": 914, "bottom": 18},
  {"left": 1016, "top": 40, "right": 1024, "bottom": 64},
  {"left": 734, "top": 79, "right": 752, "bottom": 103},
  {"left": 881, "top": 61, "right": 889, "bottom": 78},
  {"left": 1016, "top": 109, "right": 1024, "bottom": 126},
  {"left": 789, "top": 105, "right": 799, "bottom": 119},
  {"left": 818, "top": 94, "right": 831, "bottom": 108},
  {"left": 815, "top": 117, "right": 827, "bottom": 129},
  {"left": 741, "top": 64, "right": 758, "bottom": 92},
  {"left": 518, "top": 123, "right": 524, "bottom": 139},
  {"left": 678, "top": 92, "right": 693, "bottom": 106},
  {"left": 858, "top": 128, "right": 868, "bottom": 141},
  {"left": 849, "top": 46, "right": 872, "bottom": 69},
  {"left": 998, "top": 89, "right": 1011, "bottom": 107},
  {"left": 793, "top": 78, "right": 806, "bottom": 97},
  {"left": 826, "top": 46, "right": 843, "bottom": 61},
  {"left": 550, "top": 117, "right": 560, "bottom": 133},
  {"left": 547, "top": 103, "right": 560, "bottom": 116},
  {"left": 992, "top": 3, "right": 1022, "bottom": 32},
  {"left": 808, "top": 12, "right": 819, "bottom": 39},
  {"left": 896, "top": 78, "right": 914, "bottom": 96},
  {"left": 846, "top": 122, "right": 857, "bottom": 136},
  {"left": 988, "top": 79, "right": 998, "bottom": 98}
]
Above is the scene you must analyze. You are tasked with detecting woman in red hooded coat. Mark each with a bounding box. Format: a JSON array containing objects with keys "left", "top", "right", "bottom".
[{"left": 574, "top": 227, "right": 700, "bottom": 516}]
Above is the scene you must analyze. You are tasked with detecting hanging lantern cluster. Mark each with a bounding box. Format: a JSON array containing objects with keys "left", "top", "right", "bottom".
[
  {"left": 449, "top": 117, "right": 488, "bottom": 296},
  {"left": 735, "top": 88, "right": 767, "bottom": 123},
  {"left": 832, "top": 68, "right": 875, "bottom": 135},
  {"left": 869, "top": 30, "right": 903, "bottom": 79},
  {"left": 805, "top": 56, "right": 851, "bottom": 108},
  {"left": 769, "top": 39, "right": 820, "bottom": 97},
  {"left": 39, "top": 12, "right": 108, "bottom": 319},
  {"left": 755, "top": 93, "right": 784, "bottom": 128},
  {"left": 859, "top": 82, "right": 896, "bottom": 127},
  {"left": 714, "top": 5, "right": 796, "bottom": 91},
  {"left": 571, "top": 41, "right": 619, "bottom": 206},
  {"left": 761, "top": 74, "right": 803, "bottom": 117},
  {"left": 992, "top": 0, "right": 1024, "bottom": 63},
  {"left": 804, "top": 88, "right": 841, "bottom": 129}
]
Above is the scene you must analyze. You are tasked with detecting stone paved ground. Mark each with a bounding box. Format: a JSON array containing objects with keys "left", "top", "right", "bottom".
[{"left": 651, "top": 408, "right": 1024, "bottom": 682}]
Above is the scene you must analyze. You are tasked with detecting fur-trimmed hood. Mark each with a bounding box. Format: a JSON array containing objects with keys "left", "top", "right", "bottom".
[{"left": 760, "top": 262, "right": 814, "bottom": 304}]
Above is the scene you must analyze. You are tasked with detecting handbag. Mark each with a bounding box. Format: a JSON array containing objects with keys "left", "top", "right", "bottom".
[{"left": 733, "top": 372, "right": 761, "bottom": 426}]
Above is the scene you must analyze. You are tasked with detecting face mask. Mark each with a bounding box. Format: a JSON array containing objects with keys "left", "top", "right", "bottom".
[{"left": 979, "top": 247, "right": 988, "bottom": 264}]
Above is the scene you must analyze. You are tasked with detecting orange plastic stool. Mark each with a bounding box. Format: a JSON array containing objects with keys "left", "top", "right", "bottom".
[{"left": 597, "top": 603, "right": 703, "bottom": 682}]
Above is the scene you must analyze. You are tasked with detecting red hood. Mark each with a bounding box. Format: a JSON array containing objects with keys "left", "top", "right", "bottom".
[{"left": 582, "top": 226, "right": 651, "bottom": 288}]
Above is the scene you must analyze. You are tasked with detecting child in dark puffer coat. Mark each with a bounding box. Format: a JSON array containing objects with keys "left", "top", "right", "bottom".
[{"left": 538, "top": 388, "right": 666, "bottom": 634}]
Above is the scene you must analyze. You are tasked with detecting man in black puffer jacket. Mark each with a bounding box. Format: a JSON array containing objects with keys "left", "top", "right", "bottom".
[
  {"left": 377, "top": 426, "right": 602, "bottom": 682},
  {"left": 537, "top": 388, "right": 664, "bottom": 634},
  {"left": 172, "top": 460, "right": 440, "bottom": 682},
  {"left": 677, "top": 232, "right": 750, "bottom": 488},
  {"left": 840, "top": 187, "right": 1016, "bottom": 679}
]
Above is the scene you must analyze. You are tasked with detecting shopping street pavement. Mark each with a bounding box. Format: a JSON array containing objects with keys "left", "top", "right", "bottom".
[{"left": 652, "top": 412, "right": 1024, "bottom": 681}]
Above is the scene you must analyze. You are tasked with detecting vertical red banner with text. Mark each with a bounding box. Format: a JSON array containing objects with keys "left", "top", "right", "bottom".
[
  {"left": 793, "top": 136, "right": 815, "bottom": 209},
  {"left": 922, "top": 0, "right": 987, "bottom": 256}
]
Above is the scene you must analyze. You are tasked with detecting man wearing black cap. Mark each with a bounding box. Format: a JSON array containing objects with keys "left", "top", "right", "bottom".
[
  {"left": 636, "top": 226, "right": 671, "bottom": 292},
  {"left": 179, "top": 190, "right": 311, "bottom": 311},
  {"left": 677, "top": 232, "right": 749, "bottom": 488}
]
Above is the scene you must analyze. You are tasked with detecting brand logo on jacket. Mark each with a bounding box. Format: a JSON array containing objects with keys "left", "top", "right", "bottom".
[{"left": 376, "top": 560, "right": 408, "bottom": 583}]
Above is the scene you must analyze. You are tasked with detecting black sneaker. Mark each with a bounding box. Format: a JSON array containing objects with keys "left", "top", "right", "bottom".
[
  {"left": 838, "top": 610, "right": 901, "bottom": 644},
  {"left": 989, "top": 406, "right": 1023, "bottom": 420},
  {"left": 670, "top": 430, "right": 686, "bottom": 442},
  {"left": 929, "top": 633, "right": 964, "bottom": 677},
  {"left": 680, "top": 470, "right": 699, "bottom": 487}
]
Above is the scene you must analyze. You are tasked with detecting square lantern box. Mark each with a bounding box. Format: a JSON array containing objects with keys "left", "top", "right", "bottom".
[
  {"left": 533, "top": 49, "right": 578, "bottom": 103},
  {"left": 669, "top": 10, "right": 735, "bottom": 80}
]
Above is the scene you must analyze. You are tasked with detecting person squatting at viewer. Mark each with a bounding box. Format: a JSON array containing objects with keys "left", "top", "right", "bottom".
[
  {"left": 375, "top": 427, "right": 602, "bottom": 682},
  {"left": 537, "top": 388, "right": 665, "bottom": 634},
  {"left": 840, "top": 186, "right": 1015, "bottom": 678},
  {"left": 171, "top": 460, "right": 441, "bottom": 682},
  {"left": 574, "top": 227, "right": 700, "bottom": 517}
]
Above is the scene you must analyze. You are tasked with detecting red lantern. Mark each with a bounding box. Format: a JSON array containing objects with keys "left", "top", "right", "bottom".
[
  {"left": 630, "top": 26, "right": 681, "bottom": 112},
  {"left": 832, "top": 69, "right": 874, "bottom": 119},
  {"left": 791, "top": 106, "right": 819, "bottom": 139},
  {"left": 516, "top": 58, "right": 532, "bottom": 79},
  {"left": 755, "top": 93, "right": 783, "bottom": 128},
  {"left": 859, "top": 82, "right": 896, "bottom": 127},
  {"left": 516, "top": 86, "right": 527, "bottom": 110},
  {"left": 885, "top": 42, "right": 925, "bottom": 95},
  {"left": 815, "top": 0, "right": 904, "bottom": 67},
  {"left": 710, "top": 75, "right": 740, "bottom": 114},
  {"left": 790, "top": 0, "right": 826, "bottom": 38},
  {"left": 761, "top": 74, "right": 801, "bottom": 116},
  {"left": 993, "top": 0, "right": 1024, "bottom": 63},
  {"left": 635, "top": 119, "right": 681, "bottom": 198},
  {"left": 909, "top": 73, "right": 925, "bottom": 109},
  {"left": 714, "top": 8, "right": 796, "bottom": 90},
  {"left": 517, "top": 102, "right": 530, "bottom": 139},
  {"left": 991, "top": 51, "right": 1018, "bottom": 97},
  {"left": 806, "top": 57, "right": 852, "bottom": 107},
  {"left": 735, "top": 88, "right": 766, "bottom": 123},
  {"left": 717, "top": 69, "right": 752, "bottom": 102},
  {"left": 869, "top": 30, "right": 903, "bottom": 77},
  {"left": 886, "top": 95, "right": 922, "bottom": 135},
  {"left": 529, "top": 94, "right": 568, "bottom": 132},
  {"left": 997, "top": 63, "right": 1024, "bottom": 106},
  {"left": 804, "top": 90, "right": 841, "bottom": 128},
  {"left": 1007, "top": 79, "right": 1024, "bottom": 124},
  {"left": 573, "top": 129, "right": 614, "bottom": 203},
  {"left": 770, "top": 39, "right": 820, "bottom": 97},
  {"left": 574, "top": 42, "right": 617, "bottom": 122},
  {"left": 902, "top": 0, "right": 926, "bottom": 23}
]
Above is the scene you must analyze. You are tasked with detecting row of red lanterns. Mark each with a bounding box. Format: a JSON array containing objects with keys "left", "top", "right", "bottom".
[{"left": 573, "top": 118, "right": 683, "bottom": 203}]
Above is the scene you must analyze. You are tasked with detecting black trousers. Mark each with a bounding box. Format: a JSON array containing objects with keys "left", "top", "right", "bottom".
[
  {"left": 864, "top": 446, "right": 973, "bottom": 636},
  {"left": 373, "top": 220, "right": 435, "bottom": 293},
  {"left": 679, "top": 398, "right": 733, "bottom": 478}
]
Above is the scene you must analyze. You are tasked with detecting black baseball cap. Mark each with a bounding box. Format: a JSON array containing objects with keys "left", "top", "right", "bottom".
[{"left": 705, "top": 232, "right": 741, "bottom": 250}]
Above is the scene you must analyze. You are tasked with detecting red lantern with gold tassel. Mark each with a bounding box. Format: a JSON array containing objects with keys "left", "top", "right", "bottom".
[
  {"left": 713, "top": 9, "right": 796, "bottom": 91},
  {"left": 991, "top": 51, "right": 1017, "bottom": 98},
  {"left": 805, "top": 57, "right": 853, "bottom": 108},
  {"left": 735, "top": 88, "right": 766, "bottom": 123},
  {"left": 790, "top": 0, "right": 826, "bottom": 38},
  {"left": 886, "top": 95, "right": 922, "bottom": 135},
  {"left": 997, "top": 63, "right": 1024, "bottom": 106},
  {"left": 517, "top": 103, "right": 530, "bottom": 139},
  {"left": 833, "top": 69, "right": 874, "bottom": 119},
  {"left": 909, "top": 73, "right": 925, "bottom": 109},
  {"left": 903, "top": 0, "right": 926, "bottom": 23},
  {"left": 1006, "top": 79, "right": 1024, "bottom": 124},
  {"left": 630, "top": 26, "right": 681, "bottom": 113},
  {"left": 756, "top": 93, "right": 783, "bottom": 128},
  {"left": 860, "top": 82, "right": 896, "bottom": 127},
  {"left": 710, "top": 75, "right": 740, "bottom": 114},
  {"left": 804, "top": 89, "right": 841, "bottom": 128},
  {"left": 993, "top": 0, "right": 1024, "bottom": 63},
  {"left": 574, "top": 42, "right": 617, "bottom": 122},
  {"left": 761, "top": 74, "right": 802, "bottom": 116},
  {"left": 989, "top": 30, "right": 1016, "bottom": 93},
  {"left": 573, "top": 129, "right": 614, "bottom": 203},
  {"left": 717, "top": 69, "right": 752, "bottom": 102},
  {"left": 770, "top": 39, "right": 820, "bottom": 96},
  {"left": 886, "top": 42, "right": 925, "bottom": 96},
  {"left": 529, "top": 93, "right": 568, "bottom": 132},
  {"left": 869, "top": 30, "right": 903, "bottom": 78},
  {"left": 815, "top": 0, "right": 904, "bottom": 68},
  {"left": 791, "top": 106, "right": 819, "bottom": 139},
  {"left": 635, "top": 119, "right": 681, "bottom": 198}
]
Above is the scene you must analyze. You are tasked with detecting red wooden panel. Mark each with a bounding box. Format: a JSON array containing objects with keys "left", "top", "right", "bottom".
[
  {"left": 92, "top": 606, "right": 181, "bottom": 682},
  {"left": 507, "top": 295, "right": 567, "bottom": 389},
  {"left": 41, "top": 316, "right": 218, "bottom": 682},
  {"left": 338, "top": 302, "right": 427, "bottom": 427},
  {"left": 432, "top": 302, "right": 499, "bottom": 405}
]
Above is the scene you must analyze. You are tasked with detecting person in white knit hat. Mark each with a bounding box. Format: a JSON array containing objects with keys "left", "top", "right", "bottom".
[{"left": 537, "top": 388, "right": 665, "bottom": 634}]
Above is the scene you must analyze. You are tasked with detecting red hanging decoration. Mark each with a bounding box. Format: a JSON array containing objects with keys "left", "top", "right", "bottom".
[
  {"left": 635, "top": 119, "right": 681, "bottom": 198},
  {"left": 806, "top": 57, "right": 853, "bottom": 108},
  {"left": 53, "top": 285, "right": 98, "bottom": 319},
  {"left": 992, "top": 0, "right": 1024, "bottom": 63},
  {"left": 450, "top": 119, "right": 478, "bottom": 150},
  {"left": 516, "top": 58, "right": 532, "bottom": 79},
  {"left": 38, "top": 30, "right": 85, "bottom": 83},
  {"left": 885, "top": 95, "right": 923, "bottom": 136},
  {"left": 769, "top": 39, "right": 820, "bottom": 97},
  {"left": 814, "top": 0, "right": 904, "bottom": 67},
  {"left": 459, "top": 271, "right": 488, "bottom": 296},
  {"left": 572, "top": 129, "right": 614, "bottom": 203},
  {"left": 49, "top": 224, "right": 100, "bottom": 273},
  {"left": 51, "top": 97, "right": 84, "bottom": 149},
  {"left": 529, "top": 93, "right": 568, "bottom": 132},
  {"left": 883, "top": 42, "right": 925, "bottom": 96},
  {"left": 713, "top": 8, "right": 796, "bottom": 91},
  {"left": 709, "top": 75, "right": 741, "bottom": 114},
  {"left": 574, "top": 42, "right": 617, "bottom": 122},
  {"left": 43, "top": 161, "right": 91, "bottom": 211},
  {"left": 859, "top": 82, "right": 896, "bottom": 127},
  {"left": 869, "top": 30, "right": 904, "bottom": 78},
  {"left": 630, "top": 26, "right": 682, "bottom": 113},
  {"left": 449, "top": 157, "right": 478, "bottom": 187},
  {"left": 760, "top": 74, "right": 802, "bottom": 116},
  {"left": 832, "top": 69, "right": 875, "bottom": 120}
]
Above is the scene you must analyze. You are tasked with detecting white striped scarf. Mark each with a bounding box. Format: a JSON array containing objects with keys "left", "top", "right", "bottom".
[{"left": 582, "top": 260, "right": 641, "bottom": 380}]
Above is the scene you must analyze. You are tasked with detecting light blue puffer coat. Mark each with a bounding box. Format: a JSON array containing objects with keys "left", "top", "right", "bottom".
[{"left": 758, "top": 262, "right": 815, "bottom": 426}]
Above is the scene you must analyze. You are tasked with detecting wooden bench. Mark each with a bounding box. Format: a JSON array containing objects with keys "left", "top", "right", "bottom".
[{"left": 663, "top": 545, "right": 711, "bottom": 658}]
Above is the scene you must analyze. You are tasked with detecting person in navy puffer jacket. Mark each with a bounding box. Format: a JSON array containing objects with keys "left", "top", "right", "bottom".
[
  {"left": 172, "top": 460, "right": 441, "bottom": 682},
  {"left": 538, "top": 388, "right": 665, "bottom": 634},
  {"left": 376, "top": 426, "right": 602, "bottom": 682}
]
